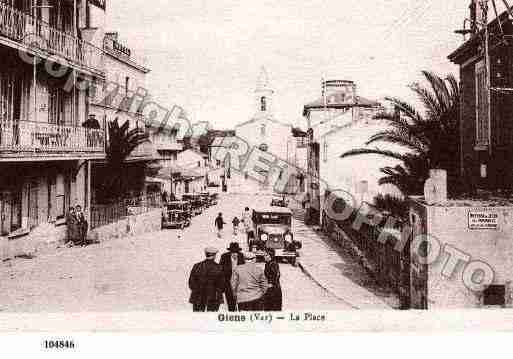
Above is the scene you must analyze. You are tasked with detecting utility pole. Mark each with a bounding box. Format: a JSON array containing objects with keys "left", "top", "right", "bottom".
[{"left": 479, "top": 0, "right": 493, "bottom": 155}]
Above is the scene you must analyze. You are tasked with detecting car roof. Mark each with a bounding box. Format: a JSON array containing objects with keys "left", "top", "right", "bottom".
[{"left": 253, "top": 206, "right": 292, "bottom": 214}]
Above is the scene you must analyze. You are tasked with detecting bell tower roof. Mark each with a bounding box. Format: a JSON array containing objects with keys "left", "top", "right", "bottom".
[{"left": 255, "top": 66, "right": 273, "bottom": 94}]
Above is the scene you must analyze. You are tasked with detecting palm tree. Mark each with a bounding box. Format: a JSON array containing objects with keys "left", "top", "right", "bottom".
[
  {"left": 339, "top": 71, "right": 461, "bottom": 196},
  {"left": 98, "top": 118, "right": 151, "bottom": 201}
]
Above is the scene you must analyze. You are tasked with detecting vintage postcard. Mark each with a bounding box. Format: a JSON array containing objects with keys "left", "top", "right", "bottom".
[{"left": 1, "top": 0, "right": 513, "bottom": 337}]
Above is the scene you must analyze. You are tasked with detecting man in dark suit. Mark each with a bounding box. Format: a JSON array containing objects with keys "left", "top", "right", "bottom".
[
  {"left": 219, "top": 242, "right": 245, "bottom": 311},
  {"left": 188, "top": 247, "right": 224, "bottom": 312}
]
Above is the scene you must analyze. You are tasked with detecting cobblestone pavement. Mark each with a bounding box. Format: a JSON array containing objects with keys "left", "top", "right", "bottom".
[{"left": 0, "top": 193, "right": 350, "bottom": 312}]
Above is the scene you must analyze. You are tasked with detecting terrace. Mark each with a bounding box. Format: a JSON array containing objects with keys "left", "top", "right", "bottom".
[
  {"left": 0, "top": 120, "right": 105, "bottom": 160},
  {"left": 0, "top": 1, "right": 104, "bottom": 75}
]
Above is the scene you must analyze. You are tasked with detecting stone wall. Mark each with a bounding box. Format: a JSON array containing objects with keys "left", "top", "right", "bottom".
[
  {"left": 0, "top": 208, "right": 162, "bottom": 261},
  {"left": 410, "top": 200, "right": 513, "bottom": 309}
]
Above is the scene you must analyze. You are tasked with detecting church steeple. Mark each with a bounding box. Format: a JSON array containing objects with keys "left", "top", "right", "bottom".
[{"left": 255, "top": 66, "right": 274, "bottom": 114}]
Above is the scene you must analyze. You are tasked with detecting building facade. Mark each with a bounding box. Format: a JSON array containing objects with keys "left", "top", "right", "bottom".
[
  {"left": 0, "top": 0, "right": 106, "bottom": 256},
  {"left": 448, "top": 5, "right": 513, "bottom": 192},
  {"left": 233, "top": 67, "right": 298, "bottom": 194},
  {"left": 303, "top": 80, "right": 388, "bottom": 224}
]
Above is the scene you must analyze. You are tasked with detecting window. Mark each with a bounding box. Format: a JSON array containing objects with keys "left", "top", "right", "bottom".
[
  {"left": 260, "top": 96, "right": 267, "bottom": 111},
  {"left": 260, "top": 124, "right": 266, "bottom": 137},
  {"left": 125, "top": 76, "right": 130, "bottom": 97},
  {"left": 483, "top": 285, "right": 506, "bottom": 306},
  {"left": 323, "top": 141, "right": 328, "bottom": 162},
  {"left": 198, "top": 161, "right": 201, "bottom": 167},
  {"left": 475, "top": 60, "right": 489, "bottom": 146}
]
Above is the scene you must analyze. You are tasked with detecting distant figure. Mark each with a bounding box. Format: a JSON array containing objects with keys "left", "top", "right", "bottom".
[
  {"left": 162, "top": 191, "right": 169, "bottom": 203},
  {"left": 231, "top": 252, "right": 269, "bottom": 311},
  {"left": 219, "top": 242, "right": 245, "bottom": 311},
  {"left": 263, "top": 249, "right": 282, "bottom": 311},
  {"left": 241, "top": 207, "right": 254, "bottom": 243},
  {"left": 75, "top": 205, "right": 88, "bottom": 247},
  {"left": 65, "top": 207, "right": 78, "bottom": 246},
  {"left": 232, "top": 216, "right": 240, "bottom": 235},
  {"left": 215, "top": 212, "right": 226, "bottom": 238},
  {"left": 188, "top": 247, "right": 224, "bottom": 312}
]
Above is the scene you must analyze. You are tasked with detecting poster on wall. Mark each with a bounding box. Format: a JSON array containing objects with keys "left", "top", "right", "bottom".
[{"left": 468, "top": 209, "right": 499, "bottom": 230}]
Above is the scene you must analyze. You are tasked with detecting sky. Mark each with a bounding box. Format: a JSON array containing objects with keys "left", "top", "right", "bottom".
[{"left": 101, "top": 1, "right": 492, "bottom": 130}]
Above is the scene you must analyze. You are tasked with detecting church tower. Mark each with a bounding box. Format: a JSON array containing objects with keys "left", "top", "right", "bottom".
[{"left": 255, "top": 66, "right": 274, "bottom": 115}]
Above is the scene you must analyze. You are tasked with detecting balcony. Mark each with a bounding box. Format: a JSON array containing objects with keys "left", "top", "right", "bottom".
[
  {"left": 0, "top": 2, "right": 103, "bottom": 74},
  {"left": 0, "top": 120, "right": 105, "bottom": 160}
]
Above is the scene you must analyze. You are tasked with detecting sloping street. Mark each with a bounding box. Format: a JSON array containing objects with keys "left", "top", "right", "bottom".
[{"left": 0, "top": 193, "right": 353, "bottom": 312}]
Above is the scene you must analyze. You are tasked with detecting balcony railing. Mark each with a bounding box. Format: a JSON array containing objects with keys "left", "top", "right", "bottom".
[
  {"left": 0, "top": 120, "right": 105, "bottom": 153},
  {"left": 0, "top": 2, "right": 103, "bottom": 73}
]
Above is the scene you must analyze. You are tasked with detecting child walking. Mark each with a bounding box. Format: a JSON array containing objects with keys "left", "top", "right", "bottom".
[{"left": 232, "top": 216, "right": 240, "bottom": 235}]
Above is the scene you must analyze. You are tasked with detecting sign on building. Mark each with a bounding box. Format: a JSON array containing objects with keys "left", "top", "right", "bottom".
[{"left": 468, "top": 209, "right": 499, "bottom": 230}]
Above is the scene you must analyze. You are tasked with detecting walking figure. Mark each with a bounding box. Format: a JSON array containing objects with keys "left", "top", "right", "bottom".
[
  {"left": 231, "top": 252, "right": 269, "bottom": 311},
  {"left": 188, "top": 247, "right": 224, "bottom": 312},
  {"left": 232, "top": 216, "right": 240, "bottom": 235},
  {"left": 263, "top": 249, "right": 283, "bottom": 311},
  {"left": 215, "top": 212, "right": 226, "bottom": 238},
  {"left": 219, "top": 242, "right": 245, "bottom": 311}
]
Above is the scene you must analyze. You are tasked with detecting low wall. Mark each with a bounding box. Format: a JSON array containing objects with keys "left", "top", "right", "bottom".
[
  {"left": 88, "top": 208, "right": 162, "bottom": 243},
  {"left": 0, "top": 223, "right": 67, "bottom": 261},
  {"left": 0, "top": 209, "right": 162, "bottom": 261}
]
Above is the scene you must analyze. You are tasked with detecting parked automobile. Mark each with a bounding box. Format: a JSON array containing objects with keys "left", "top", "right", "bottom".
[
  {"left": 199, "top": 192, "right": 211, "bottom": 209},
  {"left": 249, "top": 206, "right": 301, "bottom": 265},
  {"left": 210, "top": 193, "right": 218, "bottom": 206},
  {"left": 162, "top": 201, "right": 192, "bottom": 229},
  {"left": 182, "top": 194, "right": 203, "bottom": 216}
]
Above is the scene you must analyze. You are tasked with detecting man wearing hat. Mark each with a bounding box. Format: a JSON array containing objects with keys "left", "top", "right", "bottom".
[
  {"left": 219, "top": 242, "right": 245, "bottom": 311},
  {"left": 231, "top": 251, "right": 269, "bottom": 311},
  {"left": 188, "top": 247, "right": 224, "bottom": 312}
]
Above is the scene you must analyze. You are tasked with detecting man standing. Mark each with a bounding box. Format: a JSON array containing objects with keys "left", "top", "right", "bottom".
[
  {"left": 188, "top": 247, "right": 224, "bottom": 312},
  {"left": 231, "top": 252, "right": 269, "bottom": 311},
  {"left": 241, "top": 207, "right": 254, "bottom": 243},
  {"left": 214, "top": 212, "right": 226, "bottom": 238},
  {"left": 75, "top": 205, "right": 88, "bottom": 247},
  {"left": 219, "top": 242, "right": 245, "bottom": 311}
]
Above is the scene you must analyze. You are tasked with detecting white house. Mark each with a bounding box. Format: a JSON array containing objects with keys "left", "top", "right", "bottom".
[
  {"left": 303, "top": 80, "right": 402, "bottom": 224},
  {"left": 176, "top": 149, "right": 209, "bottom": 194}
]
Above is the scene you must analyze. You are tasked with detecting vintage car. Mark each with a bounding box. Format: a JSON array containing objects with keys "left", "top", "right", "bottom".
[
  {"left": 209, "top": 193, "right": 218, "bottom": 206},
  {"left": 270, "top": 195, "right": 288, "bottom": 207},
  {"left": 249, "top": 206, "right": 302, "bottom": 265},
  {"left": 199, "top": 192, "right": 211, "bottom": 208},
  {"left": 162, "top": 201, "right": 192, "bottom": 229},
  {"left": 182, "top": 194, "right": 203, "bottom": 216}
]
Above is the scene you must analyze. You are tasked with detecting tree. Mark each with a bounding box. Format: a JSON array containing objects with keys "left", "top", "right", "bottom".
[
  {"left": 96, "top": 118, "right": 151, "bottom": 202},
  {"left": 339, "top": 71, "right": 462, "bottom": 197}
]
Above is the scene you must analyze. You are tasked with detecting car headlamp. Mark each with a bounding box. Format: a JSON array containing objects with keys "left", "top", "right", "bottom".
[
  {"left": 284, "top": 233, "right": 293, "bottom": 242},
  {"left": 260, "top": 233, "right": 269, "bottom": 241}
]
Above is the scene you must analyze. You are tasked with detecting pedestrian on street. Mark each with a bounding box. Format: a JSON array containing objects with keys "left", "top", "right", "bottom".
[
  {"left": 241, "top": 207, "right": 254, "bottom": 244},
  {"left": 263, "top": 249, "right": 282, "bottom": 311},
  {"left": 232, "top": 216, "right": 240, "bottom": 235},
  {"left": 219, "top": 242, "right": 245, "bottom": 311},
  {"left": 65, "top": 207, "right": 78, "bottom": 246},
  {"left": 188, "top": 247, "right": 224, "bottom": 312},
  {"left": 231, "top": 252, "right": 269, "bottom": 311},
  {"left": 75, "top": 205, "right": 88, "bottom": 247},
  {"left": 215, "top": 212, "right": 226, "bottom": 238}
]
